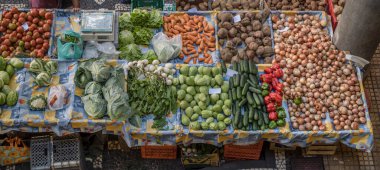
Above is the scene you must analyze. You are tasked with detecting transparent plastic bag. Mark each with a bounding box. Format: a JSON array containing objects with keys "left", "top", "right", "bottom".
[
  {"left": 82, "top": 41, "right": 120, "bottom": 59},
  {"left": 47, "top": 84, "right": 74, "bottom": 111},
  {"left": 152, "top": 32, "right": 182, "bottom": 63},
  {"left": 82, "top": 41, "right": 99, "bottom": 59}
]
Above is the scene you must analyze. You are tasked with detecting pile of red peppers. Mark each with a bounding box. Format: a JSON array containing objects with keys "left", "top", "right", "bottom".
[{"left": 260, "top": 64, "right": 286, "bottom": 129}]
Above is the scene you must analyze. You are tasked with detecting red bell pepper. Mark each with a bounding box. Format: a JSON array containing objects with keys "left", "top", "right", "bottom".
[
  {"left": 264, "top": 67, "right": 272, "bottom": 74},
  {"left": 264, "top": 96, "right": 272, "bottom": 104},
  {"left": 271, "top": 63, "right": 280, "bottom": 70},
  {"left": 260, "top": 74, "right": 273, "bottom": 83},
  {"left": 272, "top": 77, "right": 279, "bottom": 86},
  {"left": 266, "top": 103, "right": 276, "bottom": 112},
  {"left": 269, "top": 112, "right": 278, "bottom": 121},
  {"left": 273, "top": 69, "right": 283, "bottom": 78},
  {"left": 269, "top": 92, "right": 282, "bottom": 103},
  {"left": 274, "top": 83, "right": 284, "bottom": 93}
]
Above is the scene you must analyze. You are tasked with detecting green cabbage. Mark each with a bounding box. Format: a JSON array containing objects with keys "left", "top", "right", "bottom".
[
  {"left": 90, "top": 60, "right": 111, "bottom": 83},
  {"left": 119, "top": 30, "right": 134, "bottom": 47},
  {"left": 119, "top": 44, "right": 142, "bottom": 61},
  {"left": 82, "top": 93, "right": 107, "bottom": 118},
  {"left": 84, "top": 81, "right": 102, "bottom": 95}
]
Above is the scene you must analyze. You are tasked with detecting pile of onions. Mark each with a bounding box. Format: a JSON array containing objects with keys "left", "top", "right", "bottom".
[
  {"left": 272, "top": 14, "right": 366, "bottom": 131},
  {"left": 0, "top": 8, "right": 53, "bottom": 58}
]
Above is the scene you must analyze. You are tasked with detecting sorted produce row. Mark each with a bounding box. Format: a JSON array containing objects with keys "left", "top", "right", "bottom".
[
  {"left": 217, "top": 11, "right": 273, "bottom": 64},
  {"left": 271, "top": 12, "right": 367, "bottom": 131}
]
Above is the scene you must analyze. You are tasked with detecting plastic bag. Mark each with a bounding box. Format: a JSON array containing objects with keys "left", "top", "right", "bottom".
[
  {"left": 47, "top": 85, "right": 73, "bottom": 110},
  {"left": 57, "top": 30, "right": 83, "bottom": 60},
  {"left": 152, "top": 32, "right": 182, "bottom": 63},
  {"left": 82, "top": 41, "right": 120, "bottom": 59},
  {"left": 82, "top": 41, "right": 99, "bottom": 59}
]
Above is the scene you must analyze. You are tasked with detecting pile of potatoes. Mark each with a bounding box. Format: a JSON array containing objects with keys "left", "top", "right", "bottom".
[
  {"left": 211, "top": 0, "right": 261, "bottom": 10},
  {"left": 333, "top": 0, "right": 345, "bottom": 21},
  {"left": 217, "top": 10, "right": 273, "bottom": 64},
  {"left": 265, "top": 0, "right": 326, "bottom": 11},
  {"left": 176, "top": 0, "right": 209, "bottom": 11}
]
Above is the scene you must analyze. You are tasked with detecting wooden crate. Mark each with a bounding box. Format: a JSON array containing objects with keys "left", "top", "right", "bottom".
[{"left": 305, "top": 145, "right": 337, "bottom": 155}]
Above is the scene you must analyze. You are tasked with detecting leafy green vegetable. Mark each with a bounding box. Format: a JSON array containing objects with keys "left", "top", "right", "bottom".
[
  {"left": 44, "top": 61, "right": 58, "bottom": 75},
  {"left": 74, "top": 60, "right": 93, "bottom": 89},
  {"left": 133, "top": 27, "right": 153, "bottom": 45},
  {"left": 130, "top": 9, "right": 150, "bottom": 27},
  {"left": 142, "top": 50, "right": 158, "bottom": 63},
  {"left": 91, "top": 60, "right": 111, "bottom": 83},
  {"left": 82, "top": 93, "right": 107, "bottom": 118},
  {"left": 119, "top": 30, "right": 135, "bottom": 47},
  {"left": 84, "top": 81, "right": 103, "bottom": 95},
  {"left": 34, "top": 72, "right": 51, "bottom": 87},
  {"left": 119, "top": 12, "right": 133, "bottom": 31},
  {"left": 147, "top": 9, "right": 163, "bottom": 28},
  {"left": 119, "top": 44, "right": 143, "bottom": 61}
]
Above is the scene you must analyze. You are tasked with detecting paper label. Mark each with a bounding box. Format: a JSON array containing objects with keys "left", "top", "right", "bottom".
[
  {"left": 226, "top": 69, "right": 238, "bottom": 78},
  {"left": 209, "top": 88, "right": 221, "bottom": 94},
  {"left": 278, "top": 27, "right": 289, "bottom": 32},
  {"left": 22, "top": 23, "right": 29, "bottom": 31},
  {"left": 233, "top": 15, "right": 241, "bottom": 23},
  {"left": 188, "top": 7, "right": 198, "bottom": 12}
]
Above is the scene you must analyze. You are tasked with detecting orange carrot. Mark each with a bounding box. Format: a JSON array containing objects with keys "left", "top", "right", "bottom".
[
  {"left": 204, "top": 46, "right": 208, "bottom": 53},
  {"left": 204, "top": 52, "right": 211, "bottom": 58},
  {"left": 196, "top": 38, "right": 202, "bottom": 45},
  {"left": 209, "top": 36, "right": 216, "bottom": 42},
  {"left": 188, "top": 31, "right": 198, "bottom": 36},
  {"left": 202, "top": 21, "right": 208, "bottom": 28},
  {"left": 194, "top": 17, "right": 200, "bottom": 24},
  {"left": 172, "top": 29, "right": 179, "bottom": 35},
  {"left": 198, "top": 57, "right": 205, "bottom": 62},
  {"left": 182, "top": 48, "right": 188, "bottom": 55},
  {"left": 188, "top": 49, "right": 196, "bottom": 54},
  {"left": 197, "top": 22, "right": 202, "bottom": 28},
  {"left": 184, "top": 56, "right": 192, "bottom": 64},
  {"left": 199, "top": 41, "right": 204, "bottom": 50},
  {"left": 184, "top": 25, "right": 191, "bottom": 31},
  {"left": 204, "top": 57, "right": 210, "bottom": 63},
  {"left": 209, "top": 48, "right": 216, "bottom": 52},
  {"left": 174, "top": 25, "right": 186, "bottom": 33},
  {"left": 207, "top": 42, "right": 216, "bottom": 48},
  {"left": 192, "top": 58, "right": 197, "bottom": 64},
  {"left": 207, "top": 58, "right": 213, "bottom": 64}
]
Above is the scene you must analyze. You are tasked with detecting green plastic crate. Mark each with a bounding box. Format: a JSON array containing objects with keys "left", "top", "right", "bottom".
[{"left": 131, "top": 0, "right": 164, "bottom": 10}]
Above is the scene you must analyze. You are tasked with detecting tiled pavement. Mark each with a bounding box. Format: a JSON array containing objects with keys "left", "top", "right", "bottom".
[{"left": 1, "top": 1, "right": 380, "bottom": 169}]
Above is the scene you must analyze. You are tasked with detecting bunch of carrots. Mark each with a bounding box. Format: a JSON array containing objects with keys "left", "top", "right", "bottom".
[{"left": 163, "top": 13, "right": 216, "bottom": 64}]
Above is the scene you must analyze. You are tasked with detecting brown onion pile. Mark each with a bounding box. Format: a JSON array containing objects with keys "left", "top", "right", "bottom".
[{"left": 272, "top": 14, "right": 366, "bottom": 131}]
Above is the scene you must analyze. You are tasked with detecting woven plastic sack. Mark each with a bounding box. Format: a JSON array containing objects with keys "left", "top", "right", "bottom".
[{"left": 57, "top": 30, "right": 83, "bottom": 60}]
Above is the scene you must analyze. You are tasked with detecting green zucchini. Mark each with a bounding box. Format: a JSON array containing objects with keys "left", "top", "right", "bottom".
[
  {"left": 262, "top": 111, "right": 269, "bottom": 125},
  {"left": 240, "top": 74, "right": 247, "bottom": 87},
  {"left": 254, "top": 109, "right": 259, "bottom": 121},
  {"left": 239, "top": 98, "right": 247, "bottom": 107},
  {"left": 248, "top": 107, "right": 254, "bottom": 123},
  {"left": 232, "top": 88, "right": 237, "bottom": 100},
  {"left": 242, "top": 83, "right": 249, "bottom": 95},
  {"left": 247, "top": 91, "right": 254, "bottom": 104},
  {"left": 237, "top": 87, "right": 242, "bottom": 99},
  {"left": 258, "top": 95, "right": 264, "bottom": 106},
  {"left": 249, "top": 87, "right": 262, "bottom": 94},
  {"left": 258, "top": 110, "right": 263, "bottom": 126},
  {"left": 234, "top": 75, "right": 240, "bottom": 87},
  {"left": 252, "top": 93, "right": 261, "bottom": 106},
  {"left": 243, "top": 109, "right": 248, "bottom": 127},
  {"left": 229, "top": 78, "right": 234, "bottom": 89},
  {"left": 233, "top": 111, "right": 240, "bottom": 127},
  {"left": 243, "top": 59, "right": 249, "bottom": 73}
]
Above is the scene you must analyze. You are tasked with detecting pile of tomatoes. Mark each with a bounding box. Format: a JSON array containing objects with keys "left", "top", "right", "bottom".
[{"left": 0, "top": 7, "right": 53, "bottom": 58}]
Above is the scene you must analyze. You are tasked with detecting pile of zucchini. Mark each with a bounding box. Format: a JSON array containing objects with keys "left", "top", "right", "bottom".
[{"left": 229, "top": 59, "right": 269, "bottom": 131}]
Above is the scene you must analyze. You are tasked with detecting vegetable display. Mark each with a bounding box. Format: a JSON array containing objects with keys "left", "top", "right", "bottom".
[
  {"left": 75, "top": 59, "right": 131, "bottom": 120},
  {"left": 217, "top": 11, "right": 273, "bottom": 64},
  {"left": 0, "top": 57, "right": 24, "bottom": 107},
  {"left": 211, "top": 0, "right": 261, "bottom": 10},
  {"left": 272, "top": 13, "right": 365, "bottom": 131},
  {"left": 127, "top": 60, "right": 177, "bottom": 130},
  {"left": 0, "top": 7, "right": 53, "bottom": 58},
  {"left": 176, "top": 0, "right": 209, "bottom": 11},
  {"left": 163, "top": 13, "right": 216, "bottom": 64},
  {"left": 29, "top": 94, "right": 47, "bottom": 111},
  {"left": 178, "top": 65, "right": 232, "bottom": 131},
  {"left": 265, "top": 0, "right": 326, "bottom": 11}
]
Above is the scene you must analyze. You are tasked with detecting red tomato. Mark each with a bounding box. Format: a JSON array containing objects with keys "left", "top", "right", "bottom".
[
  {"left": 30, "top": 40, "right": 36, "bottom": 47},
  {"left": 16, "top": 26, "right": 24, "bottom": 33},
  {"left": 24, "top": 42, "right": 31, "bottom": 49},
  {"left": 37, "top": 51, "right": 44, "bottom": 58},
  {"left": 43, "top": 32, "right": 51, "bottom": 39},
  {"left": 38, "top": 27, "right": 44, "bottom": 34},
  {"left": 39, "top": 9, "right": 46, "bottom": 17},
  {"left": 19, "top": 12, "right": 27, "bottom": 18},
  {"left": 0, "top": 26, "right": 5, "bottom": 32},
  {"left": 42, "top": 42, "right": 49, "bottom": 49},
  {"left": 46, "top": 19, "right": 53, "bottom": 25},
  {"left": 3, "top": 39, "right": 11, "bottom": 46},
  {"left": 45, "top": 12, "right": 53, "bottom": 19},
  {"left": 32, "top": 32, "right": 40, "bottom": 39},
  {"left": 38, "top": 20, "right": 44, "bottom": 27},
  {"left": 42, "top": 24, "right": 50, "bottom": 32},
  {"left": 4, "top": 12, "right": 12, "bottom": 19},
  {"left": 2, "top": 51, "right": 10, "bottom": 57},
  {"left": 13, "top": 14, "right": 19, "bottom": 20},
  {"left": 10, "top": 36, "right": 17, "bottom": 43},
  {"left": 30, "top": 9, "right": 39, "bottom": 17},
  {"left": 1, "top": 19, "right": 10, "bottom": 27},
  {"left": 0, "top": 45, "right": 7, "bottom": 52},
  {"left": 10, "top": 7, "right": 19, "bottom": 14},
  {"left": 18, "top": 17, "right": 26, "bottom": 24},
  {"left": 16, "top": 33, "right": 23, "bottom": 39},
  {"left": 27, "top": 15, "right": 33, "bottom": 22},
  {"left": 36, "top": 44, "right": 42, "bottom": 49},
  {"left": 36, "top": 38, "right": 43, "bottom": 44},
  {"left": 32, "top": 18, "right": 39, "bottom": 24}
]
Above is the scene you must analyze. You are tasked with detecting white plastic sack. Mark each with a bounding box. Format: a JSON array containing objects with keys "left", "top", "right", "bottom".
[{"left": 152, "top": 32, "right": 182, "bottom": 63}]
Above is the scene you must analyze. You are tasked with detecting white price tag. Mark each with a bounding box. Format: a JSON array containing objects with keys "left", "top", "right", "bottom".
[
  {"left": 233, "top": 15, "right": 241, "bottom": 23},
  {"left": 278, "top": 27, "right": 289, "bottom": 32},
  {"left": 209, "top": 88, "right": 221, "bottom": 94},
  {"left": 226, "top": 68, "right": 238, "bottom": 78},
  {"left": 21, "top": 23, "right": 29, "bottom": 31},
  {"left": 188, "top": 7, "right": 198, "bottom": 12}
]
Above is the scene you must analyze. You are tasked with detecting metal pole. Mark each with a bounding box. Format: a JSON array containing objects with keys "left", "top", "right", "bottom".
[{"left": 333, "top": 0, "right": 380, "bottom": 61}]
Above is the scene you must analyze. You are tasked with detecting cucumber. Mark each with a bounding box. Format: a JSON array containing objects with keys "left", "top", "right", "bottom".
[
  {"left": 249, "top": 59, "right": 258, "bottom": 74},
  {"left": 252, "top": 93, "right": 261, "bottom": 106},
  {"left": 243, "top": 59, "right": 249, "bottom": 73},
  {"left": 234, "top": 75, "right": 240, "bottom": 87},
  {"left": 262, "top": 111, "right": 269, "bottom": 125},
  {"left": 247, "top": 91, "right": 254, "bottom": 104},
  {"left": 237, "top": 87, "right": 242, "bottom": 99},
  {"left": 249, "top": 74, "right": 257, "bottom": 84},
  {"left": 258, "top": 95, "right": 264, "bottom": 106},
  {"left": 232, "top": 88, "right": 237, "bottom": 100},
  {"left": 249, "top": 87, "right": 262, "bottom": 94},
  {"left": 242, "top": 83, "right": 249, "bottom": 95},
  {"left": 232, "top": 62, "right": 238, "bottom": 71},
  {"left": 238, "top": 98, "right": 247, "bottom": 107},
  {"left": 260, "top": 124, "right": 266, "bottom": 130},
  {"left": 233, "top": 111, "right": 240, "bottom": 127},
  {"left": 229, "top": 89, "right": 233, "bottom": 100},
  {"left": 254, "top": 109, "right": 259, "bottom": 121},
  {"left": 221, "top": 60, "right": 227, "bottom": 73},
  {"left": 243, "top": 109, "right": 248, "bottom": 127},
  {"left": 252, "top": 120, "right": 258, "bottom": 130},
  {"left": 258, "top": 111, "right": 263, "bottom": 126},
  {"left": 248, "top": 107, "right": 254, "bottom": 123},
  {"left": 237, "top": 63, "right": 241, "bottom": 73},
  {"left": 229, "top": 78, "right": 234, "bottom": 90},
  {"left": 240, "top": 74, "right": 247, "bottom": 87},
  {"left": 237, "top": 114, "right": 243, "bottom": 129}
]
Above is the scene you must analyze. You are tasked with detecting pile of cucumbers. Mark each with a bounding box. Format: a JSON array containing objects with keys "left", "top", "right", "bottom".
[{"left": 229, "top": 59, "right": 269, "bottom": 131}]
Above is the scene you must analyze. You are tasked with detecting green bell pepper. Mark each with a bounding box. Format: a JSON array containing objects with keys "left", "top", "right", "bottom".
[
  {"left": 261, "top": 89, "right": 269, "bottom": 96},
  {"left": 276, "top": 119, "right": 285, "bottom": 127},
  {"left": 261, "top": 83, "right": 269, "bottom": 90},
  {"left": 268, "top": 121, "right": 277, "bottom": 129}
]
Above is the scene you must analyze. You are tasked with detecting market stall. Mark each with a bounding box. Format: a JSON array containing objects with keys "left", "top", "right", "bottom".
[{"left": 0, "top": 2, "right": 373, "bottom": 155}]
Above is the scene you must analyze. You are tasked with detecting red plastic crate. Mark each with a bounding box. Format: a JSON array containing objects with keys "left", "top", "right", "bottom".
[
  {"left": 224, "top": 141, "right": 264, "bottom": 160},
  {"left": 326, "top": 0, "right": 338, "bottom": 30},
  {"left": 141, "top": 145, "right": 177, "bottom": 159}
]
